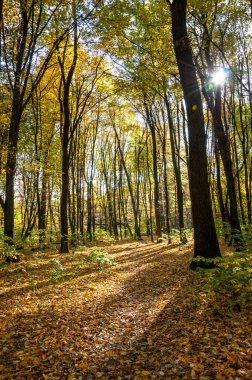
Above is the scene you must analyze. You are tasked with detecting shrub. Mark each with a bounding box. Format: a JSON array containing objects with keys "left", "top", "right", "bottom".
[
  {"left": 198, "top": 250, "right": 252, "bottom": 314},
  {"left": 48, "top": 258, "right": 64, "bottom": 283},
  {"left": 85, "top": 248, "right": 116, "bottom": 267},
  {"left": 0, "top": 237, "right": 20, "bottom": 262},
  {"left": 3, "top": 245, "right": 20, "bottom": 262},
  {"left": 94, "top": 228, "right": 115, "bottom": 243}
]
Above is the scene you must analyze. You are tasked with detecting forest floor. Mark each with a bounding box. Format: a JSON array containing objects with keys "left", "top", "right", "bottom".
[{"left": 0, "top": 239, "right": 252, "bottom": 380}]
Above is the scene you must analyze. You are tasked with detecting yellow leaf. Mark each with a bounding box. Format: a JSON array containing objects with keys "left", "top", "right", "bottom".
[
  {"left": 141, "top": 370, "right": 151, "bottom": 376},
  {"left": 77, "top": 362, "right": 90, "bottom": 370},
  {"left": 32, "top": 357, "right": 40, "bottom": 365}
]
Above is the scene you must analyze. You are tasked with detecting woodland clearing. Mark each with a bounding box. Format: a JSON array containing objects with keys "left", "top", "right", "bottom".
[{"left": 0, "top": 240, "right": 252, "bottom": 380}]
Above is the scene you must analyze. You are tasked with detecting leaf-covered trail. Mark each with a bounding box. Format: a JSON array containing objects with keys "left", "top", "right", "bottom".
[{"left": 0, "top": 241, "right": 251, "bottom": 379}]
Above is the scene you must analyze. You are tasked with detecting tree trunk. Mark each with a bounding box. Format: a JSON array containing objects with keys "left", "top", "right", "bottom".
[
  {"left": 145, "top": 106, "right": 162, "bottom": 239},
  {"left": 164, "top": 93, "right": 187, "bottom": 243},
  {"left": 162, "top": 141, "right": 172, "bottom": 242},
  {"left": 38, "top": 169, "right": 47, "bottom": 243},
  {"left": 58, "top": 1, "right": 78, "bottom": 253},
  {"left": 113, "top": 125, "right": 141, "bottom": 239},
  {"left": 4, "top": 101, "right": 22, "bottom": 241},
  {"left": 86, "top": 183, "right": 93, "bottom": 241},
  {"left": 170, "top": 0, "right": 221, "bottom": 267},
  {"left": 60, "top": 139, "right": 70, "bottom": 252},
  {"left": 214, "top": 87, "right": 241, "bottom": 241}
]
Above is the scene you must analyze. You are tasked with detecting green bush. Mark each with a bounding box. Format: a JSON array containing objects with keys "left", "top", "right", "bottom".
[
  {"left": 94, "top": 228, "right": 115, "bottom": 242},
  {"left": 2, "top": 244, "right": 20, "bottom": 262},
  {"left": 70, "top": 232, "right": 82, "bottom": 247},
  {"left": 215, "top": 220, "right": 230, "bottom": 241},
  {"left": 85, "top": 248, "right": 116, "bottom": 267},
  {"left": 0, "top": 237, "right": 20, "bottom": 262},
  {"left": 198, "top": 250, "right": 252, "bottom": 314},
  {"left": 48, "top": 258, "right": 64, "bottom": 282}
]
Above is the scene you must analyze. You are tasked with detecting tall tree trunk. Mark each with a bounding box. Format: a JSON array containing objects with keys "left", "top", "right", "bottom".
[
  {"left": 60, "top": 132, "right": 70, "bottom": 252},
  {"left": 86, "top": 183, "right": 93, "bottom": 241},
  {"left": 169, "top": 0, "right": 221, "bottom": 267},
  {"left": 0, "top": 0, "right": 3, "bottom": 61},
  {"left": 146, "top": 141, "right": 154, "bottom": 242},
  {"left": 4, "top": 99, "right": 22, "bottom": 240},
  {"left": 145, "top": 105, "right": 162, "bottom": 239},
  {"left": 162, "top": 140, "right": 172, "bottom": 242},
  {"left": 164, "top": 93, "right": 187, "bottom": 243},
  {"left": 232, "top": 119, "right": 246, "bottom": 225},
  {"left": 4, "top": 1, "right": 28, "bottom": 240},
  {"left": 214, "top": 87, "right": 241, "bottom": 241},
  {"left": 113, "top": 125, "right": 141, "bottom": 239},
  {"left": 118, "top": 160, "right": 133, "bottom": 238},
  {"left": 238, "top": 93, "right": 251, "bottom": 225},
  {"left": 197, "top": 16, "right": 242, "bottom": 242},
  {"left": 215, "top": 143, "right": 228, "bottom": 223},
  {"left": 38, "top": 168, "right": 48, "bottom": 243},
  {"left": 112, "top": 150, "right": 119, "bottom": 239},
  {"left": 58, "top": 2, "right": 78, "bottom": 253},
  {"left": 159, "top": 105, "right": 172, "bottom": 242}
]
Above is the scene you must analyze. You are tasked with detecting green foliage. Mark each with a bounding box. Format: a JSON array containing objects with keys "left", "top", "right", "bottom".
[
  {"left": 169, "top": 228, "right": 193, "bottom": 243},
  {"left": 69, "top": 232, "right": 83, "bottom": 247},
  {"left": 22, "top": 231, "right": 41, "bottom": 247},
  {"left": 85, "top": 248, "right": 116, "bottom": 267},
  {"left": 0, "top": 260, "right": 7, "bottom": 268},
  {"left": 215, "top": 220, "right": 230, "bottom": 241},
  {"left": 0, "top": 237, "right": 20, "bottom": 262},
  {"left": 94, "top": 228, "right": 115, "bottom": 243},
  {"left": 37, "top": 302, "right": 44, "bottom": 314},
  {"left": 216, "top": 222, "right": 251, "bottom": 247},
  {"left": 198, "top": 250, "right": 252, "bottom": 314},
  {"left": 2, "top": 244, "right": 20, "bottom": 262},
  {"left": 0, "top": 230, "right": 60, "bottom": 253},
  {"left": 44, "top": 230, "right": 61, "bottom": 245},
  {"left": 48, "top": 258, "right": 77, "bottom": 283},
  {"left": 48, "top": 259, "right": 64, "bottom": 283},
  {"left": 71, "top": 245, "right": 88, "bottom": 253}
]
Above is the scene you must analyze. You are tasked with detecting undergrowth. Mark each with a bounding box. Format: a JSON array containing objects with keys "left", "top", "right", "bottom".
[
  {"left": 84, "top": 248, "right": 116, "bottom": 267},
  {"left": 47, "top": 249, "right": 116, "bottom": 283},
  {"left": 197, "top": 249, "right": 252, "bottom": 315}
]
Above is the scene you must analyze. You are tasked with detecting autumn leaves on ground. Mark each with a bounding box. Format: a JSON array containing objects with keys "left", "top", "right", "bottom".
[{"left": 1, "top": 240, "right": 251, "bottom": 380}]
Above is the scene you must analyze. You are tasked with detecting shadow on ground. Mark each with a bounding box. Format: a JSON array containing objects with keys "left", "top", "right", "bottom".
[{"left": 1, "top": 241, "right": 251, "bottom": 379}]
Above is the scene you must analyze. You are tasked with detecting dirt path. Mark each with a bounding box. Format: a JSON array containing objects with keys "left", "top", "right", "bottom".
[{"left": 0, "top": 241, "right": 251, "bottom": 379}]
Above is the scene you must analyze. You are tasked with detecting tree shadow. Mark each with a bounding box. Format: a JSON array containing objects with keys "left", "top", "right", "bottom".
[
  {"left": 1, "top": 242, "right": 186, "bottom": 299},
  {"left": 1, "top": 243, "right": 199, "bottom": 379}
]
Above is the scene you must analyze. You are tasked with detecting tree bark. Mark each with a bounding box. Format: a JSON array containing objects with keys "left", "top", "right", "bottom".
[
  {"left": 145, "top": 105, "right": 162, "bottom": 239},
  {"left": 113, "top": 125, "right": 141, "bottom": 240},
  {"left": 58, "top": 1, "right": 78, "bottom": 253},
  {"left": 4, "top": 1, "right": 28, "bottom": 240},
  {"left": 214, "top": 87, "right": 241, "bottom": 241},
  {"left": 164, "top": 93, "right": 187, "bottom": 243},
  {"left": 4, "top": 125, "right": 19, "bottom": 241},
  {"left": 170, "top": 0, "right": 221, "bottom": 267}
]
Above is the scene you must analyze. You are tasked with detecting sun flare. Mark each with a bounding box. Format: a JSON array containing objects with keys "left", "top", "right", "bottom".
[{"left": 211, "top": 68, "right": 228, "bottom": 85}]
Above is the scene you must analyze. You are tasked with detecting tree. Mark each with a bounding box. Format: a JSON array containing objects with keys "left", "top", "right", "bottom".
[
  {"left": 111, "top": 111, "right": 142, "bottom": 240},
  {"left": 168, "top": 0, "right": 221, "bottom": 267},
  {"left": 57, "top": 3, "right": 78, "bottom": 253},
  {"left": 144, "top": 100, "right": 162, "bottom": 239},
  {"left": 0, "top": 0, "right": 67, "bottom": 244},
  {"left": 192, "top": 11, "right": 242, "bottom": 242},
  {"left": 164, "top": 91, "right": 187, "bottom": 243}
]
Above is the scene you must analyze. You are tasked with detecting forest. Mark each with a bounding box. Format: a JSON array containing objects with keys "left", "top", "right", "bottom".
[{"left": 0, "top": 0, "right": 252, "bottom": 379}]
